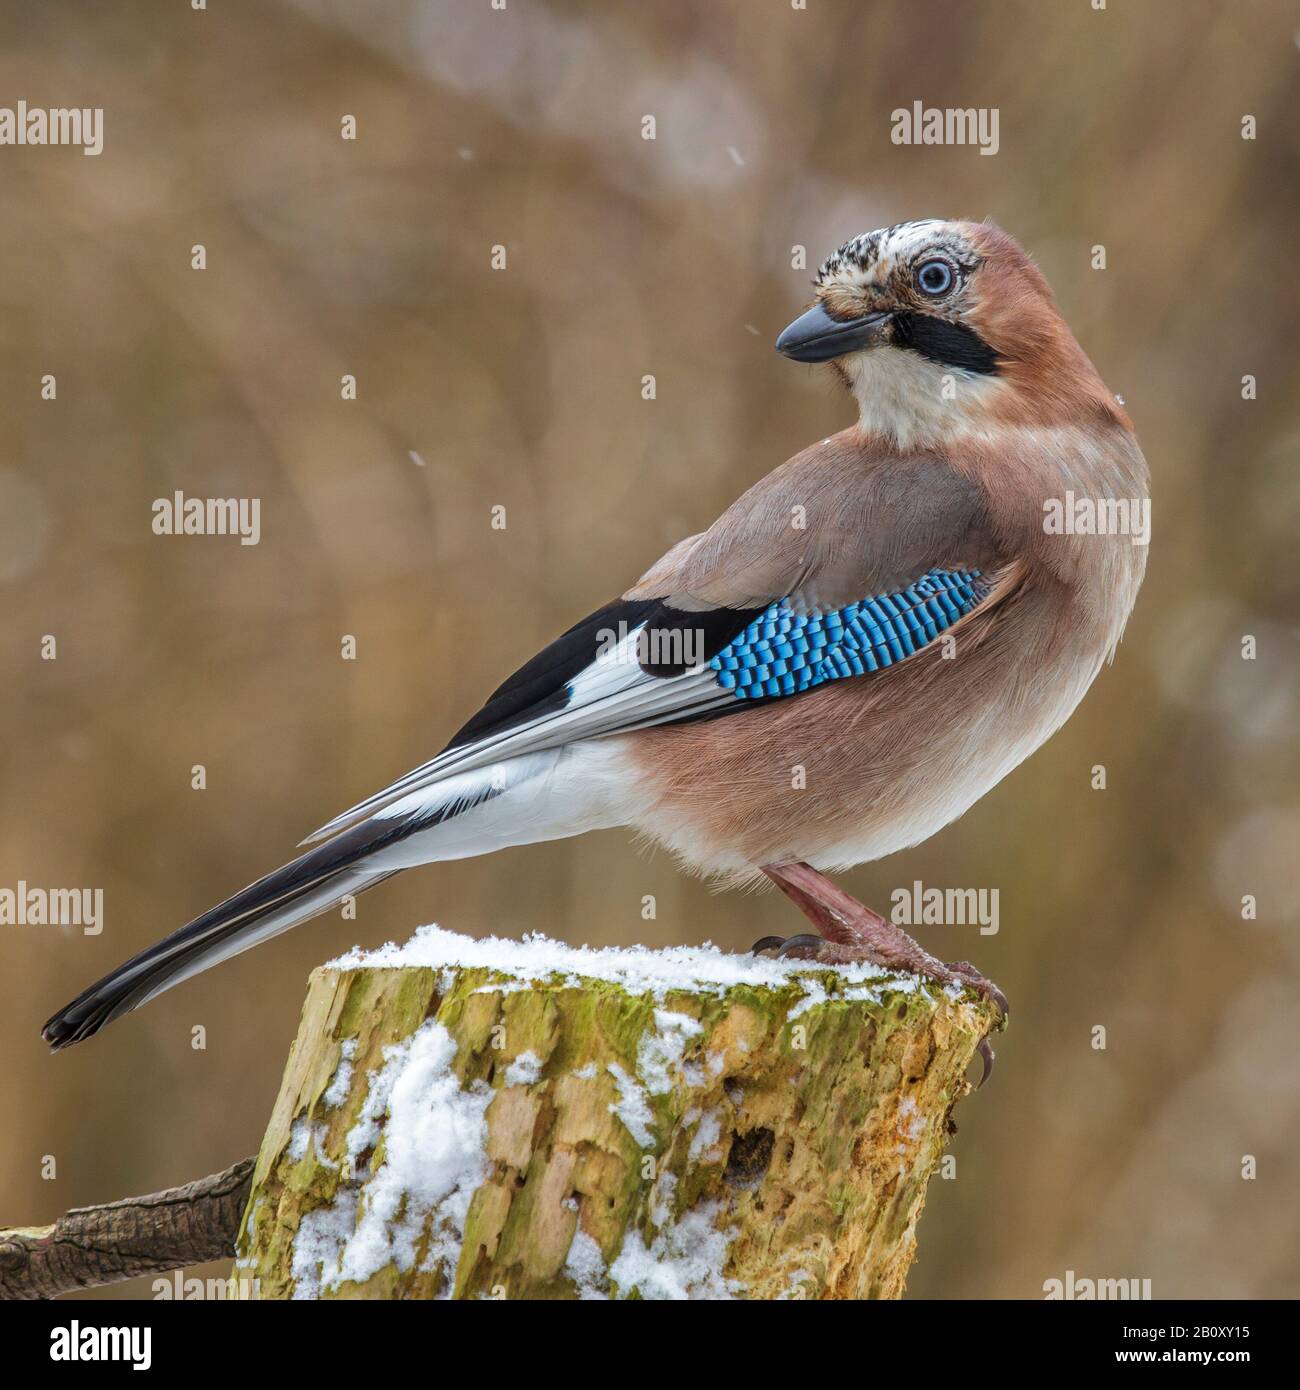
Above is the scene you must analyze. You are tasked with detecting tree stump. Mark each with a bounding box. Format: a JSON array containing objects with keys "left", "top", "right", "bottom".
[{"left": 235, "top": 927, "right": 1000, "bottom": 1300}]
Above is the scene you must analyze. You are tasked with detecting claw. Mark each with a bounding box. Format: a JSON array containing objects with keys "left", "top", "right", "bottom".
[
  {"left": 750, "top": 935, "right": 786, "bottom": 955},
  {"left": 976, "top": 1037, "right": 996, "bottom": 1088},
  {"left": 774, "top": 933, "right": 825, "bottom": 960},
  {"left": 946, "top": 960, "right": 1010, "bottom": 1019}
]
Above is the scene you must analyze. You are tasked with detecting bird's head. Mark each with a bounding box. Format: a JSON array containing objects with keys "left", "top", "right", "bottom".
[{"left": 778, "top": 219, "right": 1129, "bottom": 446}]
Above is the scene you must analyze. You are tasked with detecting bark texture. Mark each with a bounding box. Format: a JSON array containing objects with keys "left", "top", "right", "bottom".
[
  {"left": 0, "top": 1158, "right": 254, "bottom": 1300},
  {"left": 237, "top": 955, "right": 999, "bottom": 1299}
]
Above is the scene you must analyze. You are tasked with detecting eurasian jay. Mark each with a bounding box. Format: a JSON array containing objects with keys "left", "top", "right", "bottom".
[{"left": 43, "top": 219, "right": 1148, "bottom": 1053}]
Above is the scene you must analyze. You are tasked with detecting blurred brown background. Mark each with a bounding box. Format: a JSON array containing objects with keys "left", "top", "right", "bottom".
[{"left": 1, "top": 0, "right": 1296, "bottom": 1300}]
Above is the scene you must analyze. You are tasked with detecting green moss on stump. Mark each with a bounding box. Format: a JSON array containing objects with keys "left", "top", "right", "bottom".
[{"left": 237, "top": 955, "right": 999, "bottom": 1300}]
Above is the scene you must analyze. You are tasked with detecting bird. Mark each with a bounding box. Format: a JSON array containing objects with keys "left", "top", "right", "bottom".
[{"left": 43, "top": 218, "right": 1148, "bottom": 1056}]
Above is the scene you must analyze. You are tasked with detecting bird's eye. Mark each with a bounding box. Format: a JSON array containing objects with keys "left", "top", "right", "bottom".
[{"left": 915, "top": 259, "right": 955, "bottom": 295}]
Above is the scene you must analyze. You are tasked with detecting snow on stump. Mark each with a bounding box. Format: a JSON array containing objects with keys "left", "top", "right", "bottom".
[{"left": 235, "top": 927, "right": 999, "bottom": 1300}]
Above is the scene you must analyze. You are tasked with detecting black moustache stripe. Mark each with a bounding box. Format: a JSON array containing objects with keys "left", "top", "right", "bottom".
[{"left": 893, "top": 312, "right": 1000, "bottom": 375}]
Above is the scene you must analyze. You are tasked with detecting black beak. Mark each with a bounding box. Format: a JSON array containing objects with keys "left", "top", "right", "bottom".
[{"left": 775, "top": 304, "right": 893, "bottom": 363}]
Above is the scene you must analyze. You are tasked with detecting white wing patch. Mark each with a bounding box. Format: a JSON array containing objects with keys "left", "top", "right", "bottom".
[{"left": 302, "top": 623, "right": 730, "bottom": 846}]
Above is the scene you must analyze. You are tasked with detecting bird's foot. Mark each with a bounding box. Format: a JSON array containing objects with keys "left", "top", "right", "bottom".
[
  {"left": 943, "top": 958, "right": 1010, "bottom": 1019},
  {"left": 753, "top": 860, "right": 1006, "bottom": 1086}
]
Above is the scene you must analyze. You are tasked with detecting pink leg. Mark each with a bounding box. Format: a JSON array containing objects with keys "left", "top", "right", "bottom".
[{"left": 757, "top": 861, "right": 1006, "bottom": 1083}]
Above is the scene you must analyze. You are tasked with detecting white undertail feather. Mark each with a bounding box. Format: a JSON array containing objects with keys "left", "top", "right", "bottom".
[
  {"left": 364, "top": 743, "right": 652, "bottom": 869},
  {"left": 150, "top": 745, "right": 650, "bottom": 994},
  {"left": 42, "top": 740, "right": 654, "bottom": 1047}
]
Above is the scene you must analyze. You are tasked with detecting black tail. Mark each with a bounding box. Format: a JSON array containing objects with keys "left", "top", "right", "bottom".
[{"left": 41, "top": 819, "right": 407, "bottom": 1050}]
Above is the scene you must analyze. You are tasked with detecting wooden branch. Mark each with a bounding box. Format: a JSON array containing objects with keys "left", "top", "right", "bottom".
[
  {"left": 238, "top": 932, "right": 1001, "bottom": 1299},
  {"left": 0, "top": 1157, "right": 254, "bottom": 1300}
]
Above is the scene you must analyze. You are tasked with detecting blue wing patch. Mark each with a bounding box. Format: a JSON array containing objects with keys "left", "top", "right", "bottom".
[{"left": 710, "top": 568, "right": 986, "bottom": 700}]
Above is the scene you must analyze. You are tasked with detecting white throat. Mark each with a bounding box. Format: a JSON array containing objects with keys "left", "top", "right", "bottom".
[{"left": 841, "top": 346, "right": 1003, "bottom": 449}]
